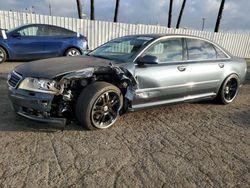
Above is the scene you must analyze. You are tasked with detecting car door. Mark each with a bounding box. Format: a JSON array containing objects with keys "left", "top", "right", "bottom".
[
  {"left": 7, "top": 25, "right": 45, "bottom": 59},
  {"left": 41, "top": 26, "right": 74, "bottom": 58},
  {"left": 132, "top": 38, "right": 189, "bottom": 109},
  {"left": 184, "top": 38, "right": 228, "bottom": 98}
]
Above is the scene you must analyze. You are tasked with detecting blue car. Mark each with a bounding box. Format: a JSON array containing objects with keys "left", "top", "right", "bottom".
[{"left": 0, "top": 24, "right": 88, "bottom": 63}]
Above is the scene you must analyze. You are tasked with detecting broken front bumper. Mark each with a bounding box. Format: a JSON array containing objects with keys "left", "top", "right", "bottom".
[{"left": 8, "top": 88, "right": 66, "bottom": 126}]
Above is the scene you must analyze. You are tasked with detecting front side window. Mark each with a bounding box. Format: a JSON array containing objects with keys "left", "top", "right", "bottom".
[
  {"left": 187, "top": 39, "right": 218, "bottom": 60},
  {"left": 142, "top": 38, "right": 183, "bottom": 63},
  {"left": 18, "top": 26, "right": 39, "bottom": 36}
]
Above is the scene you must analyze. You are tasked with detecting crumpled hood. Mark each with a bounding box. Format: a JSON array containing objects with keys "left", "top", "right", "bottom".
[{"left": 14, "top": 56, "right": 119, "bottom": 79}]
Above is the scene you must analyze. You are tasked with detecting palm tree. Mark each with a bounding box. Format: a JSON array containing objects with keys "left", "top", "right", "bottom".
[
  {"left": 176, "top": 0, "right": 186, "bottom": 28},
  {"left": 90, "top": 0, "right": 95, "bottom": 20},
  {"left": 76, "top": 0, "right": 83, "bottom": 19},
  {"left": 214, "top": 0, "right": 225, "bottom": 32},
  {"left": 168, "top": 0, "right": 173, "bottom": 28},
  {"left": 114, "top": 0, "right": 120, "bottom": 22}
]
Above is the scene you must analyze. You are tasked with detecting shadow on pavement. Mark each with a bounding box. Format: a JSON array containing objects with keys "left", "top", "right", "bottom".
[
  {"left": 0, "top": 106, "right": 86, "bottom": 133},
  {"left": 231, "top": 108, "right": 250, "bottom": 127}
]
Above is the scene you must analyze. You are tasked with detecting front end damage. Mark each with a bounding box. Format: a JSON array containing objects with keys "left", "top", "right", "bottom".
[{"left": 9, "top": 64, "right": 137, "bottom": 126}]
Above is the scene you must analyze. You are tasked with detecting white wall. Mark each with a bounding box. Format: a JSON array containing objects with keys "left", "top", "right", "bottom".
[{"left": 0, "top": 10, "right": 250, "bottom": 58}]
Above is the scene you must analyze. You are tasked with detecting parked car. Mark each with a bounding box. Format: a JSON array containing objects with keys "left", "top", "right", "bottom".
[
  {"left": 8, "top": 34, "right": 247, "bottom": 130},
  {"left": 0, "top": 24, "right": 88, "bottom": 63}
]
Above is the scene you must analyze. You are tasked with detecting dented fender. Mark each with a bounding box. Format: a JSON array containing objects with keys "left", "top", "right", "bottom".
[{"left": 57, "top": 64, "right": 138, "bottom": 103}]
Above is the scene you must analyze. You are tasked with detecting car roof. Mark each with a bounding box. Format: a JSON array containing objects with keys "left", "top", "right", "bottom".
[
  {"left": 14, "top": 23, "right": 75, "bottom": 31},
  {"left": 125, "top": 33, "right": 220, "bottom": 46},
  {"left": 123, "top": 33, "right": 212, "bottom": 41}
]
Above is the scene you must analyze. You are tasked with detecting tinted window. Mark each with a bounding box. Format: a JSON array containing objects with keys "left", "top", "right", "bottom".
[
  {"left": 18, "top": 26, "right": 39, "bottom": 36},
  {"left": 143, "top": 38, "right": 183, "bottom": 63},
  {"left": 187, "top": 39, "right": 217, "bottom": 60},
  {"left": 45, "top": 26, "right": 75, "bottom": 36}
]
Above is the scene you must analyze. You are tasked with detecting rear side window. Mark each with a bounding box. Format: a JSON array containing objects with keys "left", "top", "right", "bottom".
[
  {"left": 214, "top": 46, "right": 228, "bottom": 58},
  {"left": 187, "top": 39, "right": 217, "bottom": 60},
  {"left": 41, "top": 26, "right": 75, "bottom": 37}
]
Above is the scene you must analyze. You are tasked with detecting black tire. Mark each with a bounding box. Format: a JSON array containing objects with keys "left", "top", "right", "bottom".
[
  {"left": 217, "top": 74, "right": 240, "bottom": 104},
  {"left": 0, "top": 46, "right": 7, "bottom": 64},
  {"left": 76, "top": 82, "right": 123, "bottom": 130},
  {"left": 65, "top": 48, "right": 81, "bottom": 56}
]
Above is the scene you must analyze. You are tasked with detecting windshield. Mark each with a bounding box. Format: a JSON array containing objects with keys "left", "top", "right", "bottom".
[{"left": 89, "top": 36, "right": 154, "bottom": 62}]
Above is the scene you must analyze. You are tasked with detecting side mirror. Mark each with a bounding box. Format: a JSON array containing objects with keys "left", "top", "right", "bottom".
[
  {"left": 12, "top": 32, "right": 21, "bottom": 38},
  {"left": 137, "top": 55, "right": 159, "bottom": 65}
]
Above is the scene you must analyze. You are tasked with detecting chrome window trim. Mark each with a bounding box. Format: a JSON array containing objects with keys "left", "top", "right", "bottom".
[
  {"left": 133, "top": 35, "right": 231, "bottom": 63},
  {"left": 136, "top": 79, "right": 220, "bottom": 93},
  {"left": 132, "top": 92, "right": 217, "bottom": 110}
]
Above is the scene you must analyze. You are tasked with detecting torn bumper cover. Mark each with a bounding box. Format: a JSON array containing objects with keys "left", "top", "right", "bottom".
[
  {"left": 8, "top": 64, "right": 137, "bottom": 126},
  {"left": 8, "top": 88, "right": 66, "bottom": 126}
]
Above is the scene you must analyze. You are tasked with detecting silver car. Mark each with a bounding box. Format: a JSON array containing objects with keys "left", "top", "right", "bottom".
[{"left": 8, "top": 34, "right": 247, "bottom": 130}]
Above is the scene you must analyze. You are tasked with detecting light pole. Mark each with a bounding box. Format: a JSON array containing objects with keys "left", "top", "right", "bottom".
[
  {"left": 202, "top": 17, "right": 206, "bottom": 31},
  {"left": 49, "top": 3, "right": 52, "bottom": 16},
  {"left": 168, "top": 0, "right": 173, "bottom": 28}
]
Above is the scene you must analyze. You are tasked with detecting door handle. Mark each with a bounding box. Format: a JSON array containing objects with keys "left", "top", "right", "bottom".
[
  {"left": 218, "top": 63, "right": 224, "bottom": 68},
  {"left": 177, "top": 66, "right": 186, "bottom": 72}
]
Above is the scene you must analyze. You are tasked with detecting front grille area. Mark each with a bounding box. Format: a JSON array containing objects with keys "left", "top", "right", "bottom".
[{"left": 8, "top": 71, "right": 22, "bottom": 88}]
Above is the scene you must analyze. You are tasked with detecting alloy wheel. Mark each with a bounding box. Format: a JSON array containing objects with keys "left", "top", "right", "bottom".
[
  {"left": 66, "top": 49, "right": 80, "bottom": 56},
  {"left": 0, "top": 50, "right": 4, "bottom": 62},
  {"left": 224, "top": 78, "right": 238, "bottom": 102},
  {"left": 91, "top": 91, "right": 121, "bottom": 129}
]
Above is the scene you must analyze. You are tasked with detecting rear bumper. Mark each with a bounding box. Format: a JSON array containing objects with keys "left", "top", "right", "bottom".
[{"left": 8, "top": 88, "right": 66, "bottom": 126}]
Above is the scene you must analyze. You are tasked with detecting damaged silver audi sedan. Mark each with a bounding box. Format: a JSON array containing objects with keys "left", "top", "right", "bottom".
[{"left": 8, "top": 34, "right": 247, "bottom": 129}]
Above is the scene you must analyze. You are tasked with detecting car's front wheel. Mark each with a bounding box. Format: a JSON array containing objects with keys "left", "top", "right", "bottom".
[
  {"left": 76, "top": 82, "right": 123, "bottom": 130},
  {"left": 0, "top": 46, "right": 7, "bottom": 64},
  {"left": 217, "top": 74, "right": 240, "bottom": 104},
  {"left": 65, "top": 48, "right": 81, "bottom": 57}
]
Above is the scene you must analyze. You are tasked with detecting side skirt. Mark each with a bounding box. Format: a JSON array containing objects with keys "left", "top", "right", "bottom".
[{"left": 130, "top": 92, "right": 217, "bottom": 111}]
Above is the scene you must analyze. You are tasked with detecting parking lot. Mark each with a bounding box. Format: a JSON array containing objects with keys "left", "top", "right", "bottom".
[{"left": 0, "top": 62, "right": 249, "bottom": 187}]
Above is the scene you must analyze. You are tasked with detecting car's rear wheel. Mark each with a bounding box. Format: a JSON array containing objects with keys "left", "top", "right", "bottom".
[
  {"left": 217, "top": 74, "right": 240, "bottom": 104},
  {"left": 76, "top": 82, "right": 123, "bottom": 130},
  {"left": 65, "top": 48, "right": 81, "bottom": 57},
  {"left": 0, "top": 46, "right": 7, "bottom": 64}
]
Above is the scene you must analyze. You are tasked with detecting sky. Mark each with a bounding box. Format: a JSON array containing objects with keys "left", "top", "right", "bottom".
[{"left": 0, "top": 0, "right": 249, "bottom": 34}]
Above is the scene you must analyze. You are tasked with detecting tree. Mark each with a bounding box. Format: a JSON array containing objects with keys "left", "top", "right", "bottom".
[
  {"left": 90, "top": 0, "right": 95, "bottom": 20},
  {"left": 76, "top": 0, "right": 83, "bottom": 19},
  {"left": 168, "top": 0, "right": 173, "bottom": 28},
  {"left": 176, "top": 0, "right": 186, "bottom": 29},
  {"left": 214, "top": 0, "right": 225, "bottom": 32},
  {"left": 114, "top": 0, "right": 120, "bottom": 22}
]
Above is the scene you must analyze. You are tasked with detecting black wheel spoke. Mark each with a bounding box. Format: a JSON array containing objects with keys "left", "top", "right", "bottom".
[
  {"left": 111, "top": 99, "right": 119, "bottom": 107},
  {"left": 98, "top": 114, "right": 106, "bottom": 125},
  {"left": 93, "top": 110, "right": 103, "bottom": 115},
  {"left": 103, "top": 93, "right": 110, "bottom": 104},
  {"left": 109, "top": 109, "right": 116, "bottom": 117},
  {"left": 107, "top": 113, "right": 113, "bottom": 121}
]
